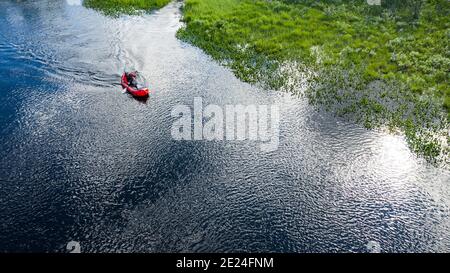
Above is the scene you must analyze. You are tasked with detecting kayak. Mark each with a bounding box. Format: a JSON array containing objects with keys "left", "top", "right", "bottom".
[{"left": 121, "top": 72, "right": 149, "bottom": 98}]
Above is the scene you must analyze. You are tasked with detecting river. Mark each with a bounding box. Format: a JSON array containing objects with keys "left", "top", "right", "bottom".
[{"left": 0, "top": 0, "right": 449, "bottom": 252}]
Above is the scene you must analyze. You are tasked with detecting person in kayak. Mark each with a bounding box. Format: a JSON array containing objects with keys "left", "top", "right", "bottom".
[
  {"left": 121, "top": 71, "right": 150, "bottom": 98},
  {"left": 126, "top": 71, "right": 138, "bottom": 88}
]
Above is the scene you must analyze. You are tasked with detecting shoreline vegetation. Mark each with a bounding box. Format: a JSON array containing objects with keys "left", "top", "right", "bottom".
[
  {"left": 83, "top": 0, "right": 449, "bottom": 165},
  {"left": 176, "top": 0, "right": 449, "bottom": 164},
  {"left": 83, "top": 0, "right": 171, "bottom": 15}
]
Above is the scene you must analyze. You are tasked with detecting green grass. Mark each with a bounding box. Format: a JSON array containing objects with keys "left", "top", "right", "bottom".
[
  {"left": 177, "top": 0, "right": 449, "bottom": 163},
  {"left": 83, "top": 0, "right": 171, "bottom": 15}
]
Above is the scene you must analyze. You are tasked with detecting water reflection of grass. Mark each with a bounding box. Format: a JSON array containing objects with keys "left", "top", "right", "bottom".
[
  {"left": 176, "top": 0, "right": 449, "bottom": 163},
  {"left": 83, "top": 0, "right": 171, "bottom": 15}
]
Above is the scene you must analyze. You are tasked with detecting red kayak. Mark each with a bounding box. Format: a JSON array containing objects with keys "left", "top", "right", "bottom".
[{"left": 121, "top": 72, "right": 149, "bottom": 98}]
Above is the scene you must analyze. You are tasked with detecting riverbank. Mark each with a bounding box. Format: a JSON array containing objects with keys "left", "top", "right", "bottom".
[
  {"left": 83, "top": 0, "right": 171, "bottom": 15},
  {"left": 176, "top": 0, "right": 449, "bottom": 163}
]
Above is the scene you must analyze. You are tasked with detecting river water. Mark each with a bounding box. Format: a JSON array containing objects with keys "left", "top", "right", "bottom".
[{"left": 0, "top": 0, "right": 449, "bottom": 252}]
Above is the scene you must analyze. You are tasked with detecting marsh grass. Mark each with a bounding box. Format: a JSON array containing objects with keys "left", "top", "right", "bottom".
[
  {"left": 83, "top": 0, "right": 171, "bottom": 15},
  {"left": 177, "top": 0, "right": 449, "bottom": 163}
]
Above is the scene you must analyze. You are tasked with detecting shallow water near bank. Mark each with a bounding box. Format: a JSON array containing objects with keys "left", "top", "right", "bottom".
[{"left": 0, "top": 1, "right": 449, "bottom": 252}]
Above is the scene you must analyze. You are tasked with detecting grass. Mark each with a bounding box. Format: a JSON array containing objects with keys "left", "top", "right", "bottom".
[
  {"left": 83, "top": 0, "right": 171, "bottom": 15},
  {"left": 176, "top": 0, "right": 449, "bottom": 163}
]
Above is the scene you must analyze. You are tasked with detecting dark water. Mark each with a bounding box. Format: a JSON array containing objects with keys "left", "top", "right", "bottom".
[{"left": 0, "top": 0, "right": 449, "bottom": 253}]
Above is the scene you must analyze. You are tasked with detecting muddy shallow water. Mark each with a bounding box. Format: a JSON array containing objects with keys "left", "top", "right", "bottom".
[{"left": 0, "top": 1, "right": 449, "bottom": 252}]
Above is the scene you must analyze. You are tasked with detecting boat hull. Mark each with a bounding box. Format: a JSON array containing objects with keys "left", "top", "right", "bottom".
[{"left": 121, "top": 73, "right": 149, "bottom": 98}]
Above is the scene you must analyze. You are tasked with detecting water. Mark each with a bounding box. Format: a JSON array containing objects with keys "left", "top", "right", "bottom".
[{"left": 0, "top": 0, "right": 449, "bottom": 253}]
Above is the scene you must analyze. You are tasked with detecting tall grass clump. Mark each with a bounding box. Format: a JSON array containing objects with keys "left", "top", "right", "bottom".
[
  {"left": 177, "top": 0, "right": 449, "bottom": 163},
  {"left": 84, "top": 0, "right": 171, "bottom": 15}
]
